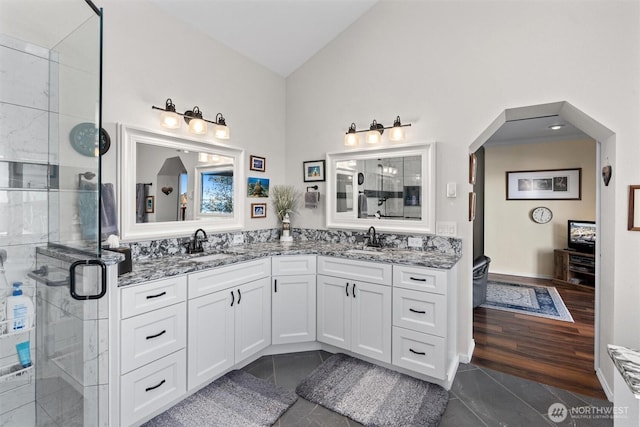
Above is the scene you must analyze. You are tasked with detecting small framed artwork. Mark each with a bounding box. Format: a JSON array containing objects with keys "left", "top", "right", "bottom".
[
  {"left": 303, "top": 160, "right": 325, "bottom": 182},
  {"left": 145, "top": 196, "right": 155, "bottom": 213},
  {"left": 506, "top": 168, "right": 581, "bottom": 200},
  {"left": 251, "top": 203, "right": 267, "bottom": 219},
  {"left": 250, "top": 155, "right": 266, "bottom": 172},
  {"left": 469, "top": 192, "right": 476, "bottom": 221},
  {"left": 247, "top": 177, "right": 269, "bottom": 197},
  {"left": 469, "top": 153, "right": 477, "bottom": 185}
]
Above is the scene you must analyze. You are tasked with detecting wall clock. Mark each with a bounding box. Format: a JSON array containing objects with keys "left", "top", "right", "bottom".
[
  {"left": 69, "top": 123, "right": 111, "bottom": 157},
  {"left": 531, "top": 206, "right": 553, "bottom": 224}
]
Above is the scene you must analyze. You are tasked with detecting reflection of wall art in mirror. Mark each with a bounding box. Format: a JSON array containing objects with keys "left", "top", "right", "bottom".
[
  {"left": 506, "top": 168, "right": 581, "bottom": 200},
  {"left": 469, "top": 192, "right": 476, "bottom": 221},
  {"left": 303, "top": 160, "right": 325, "bottom": 182},
  {"left": 469, "top": 153, "right": 477, "bottom": 185},
  {"left": 251, "top": 203, "right": 267, "bottom": 218},
  {"left": 628, "top": 185, "right": 640, "bottom": 231},
  {"left": 145, "top": 196, "right": 155, "bottom": 213},
  {"left": 247, "top": 177, "right": 269, "bottom": 197},
  {"left": 250, "top": 155, "right": 266, "bottom": 172}
]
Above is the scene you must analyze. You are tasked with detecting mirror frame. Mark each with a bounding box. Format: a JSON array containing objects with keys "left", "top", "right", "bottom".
[
  {"left": 326, "top": 142, "right": 436, "bottom": 234},
  {"left": 118, "top": 124, "right": 245, "bottom": 241}
]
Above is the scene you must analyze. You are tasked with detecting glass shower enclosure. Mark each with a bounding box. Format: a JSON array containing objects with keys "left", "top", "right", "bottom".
[{"left": 0, "top": 1, "right": 110, "bottom": 425}]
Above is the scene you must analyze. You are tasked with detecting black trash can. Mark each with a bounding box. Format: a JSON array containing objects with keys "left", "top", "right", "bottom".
[{"left": 473, "top": 255, "right": 491, "bottom": 308}]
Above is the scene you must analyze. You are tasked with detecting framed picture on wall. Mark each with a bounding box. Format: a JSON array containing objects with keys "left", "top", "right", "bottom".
[
  {"left": 469, "top": 153, "right": 477, "bottom": 185},
  {"left": 251, "top": 203, "right": 267, "bottom": 218},
  {"left": 469, "top": 192, "right": 476, "bottom": 221},
  {"left": 145, "top": 196, "right": 155, "bottom": 213},
  {"left": 303, "top": 160, "right": 325, "bottom": 182},
  {"left": 250, "top": 155, "right": 266, "bottom": 172},
  {"left": 506, "top": 168, "right": 581, "bottom": 200}
]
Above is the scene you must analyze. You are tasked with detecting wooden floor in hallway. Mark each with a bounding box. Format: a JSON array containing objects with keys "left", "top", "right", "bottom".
[{"left": 472, "top": 273, "right": 607, "bottom": 400}]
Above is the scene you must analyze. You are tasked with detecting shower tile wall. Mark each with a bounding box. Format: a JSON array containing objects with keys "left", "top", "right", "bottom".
[{"left": 0, "top": 33, "right": 51, "bottom": 426}]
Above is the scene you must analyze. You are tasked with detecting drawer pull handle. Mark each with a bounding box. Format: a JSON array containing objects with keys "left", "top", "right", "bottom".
[
  {"left": 145, "top": 379, "right": 166, "bottom": 392},
  {"left": 146, "top": 291, "right": 167, "bottom": 299},
  {"left": 409, "top": 349, "right": 426, "bottom": 356},
  {"left": 409, "top": 308, "right": 426, "bottom": 314},
  {"left": 230, "top": 291, "right": 235, "bottom": 307},
  {"left": 352, "top": 283, "right": 356, "bottom": 298},
  {"left": 237, "top": 289, "right": 241, "bottom": 304},
  {"left": 409, "top": 276, "right": 426, "bottom": 282},
  {"left": 146, "top": 330, "right": 166, "bottom": 340},
  {"left": 346, "top": 283, "right": 349, "bottom": 297}
]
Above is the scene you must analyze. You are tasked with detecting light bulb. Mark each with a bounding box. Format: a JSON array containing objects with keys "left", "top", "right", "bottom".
[
  {"left": 188, "top": 118, "right": 207, "bottom": 135},
  {"left": 366, "top": 130, "right": 381, "bottom": 144},
  {"left": 215, "top": 124, "right": 230, "bottom": 139},
  {"left": 389, "top": 126, "right": 405, "bottom": 142},
  {"left": 161, "top": 111, "right": 181, "bottom": 129},
  {"left": 344, "top": 132, "right": 360, "bottom": 146}
]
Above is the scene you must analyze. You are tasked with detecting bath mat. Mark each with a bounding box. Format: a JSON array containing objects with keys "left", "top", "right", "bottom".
[
  {"left": 481, "top": 281, "right": 574, "bottom": 322},
  {"left": 295, "top": 353, "right": 449, "bottom": 427},
  {"left": 143, "top": 370, "right": 297, "bottom": 427}
]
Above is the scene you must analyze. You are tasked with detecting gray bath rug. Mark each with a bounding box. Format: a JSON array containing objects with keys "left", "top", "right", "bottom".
[
  {"left": 143, "top": 370, "right": 297, "bottom": 427},
  {"left": 295, "top": 353, "right": 449, "bottom": 427}
]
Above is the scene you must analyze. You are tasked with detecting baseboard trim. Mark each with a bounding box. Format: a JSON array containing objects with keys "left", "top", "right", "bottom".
[
  {"left": 596, "top": 367, "right": 613, "bottom": 402},
  {"left": 459, "top": 339, "right": 475, "bottom": 364}
]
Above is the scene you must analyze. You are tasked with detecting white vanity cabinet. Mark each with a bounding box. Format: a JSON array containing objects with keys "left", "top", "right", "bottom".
[
  {"left": 391, "top": 264, "right": 456, "bottom": 381},
  {"left": 317, "top": 256, "right": 392, "bottom": 363},
  {"left": 118, "top": 276, "right": 188, "bottom": 427},
  {"left": 271, "top": 255, "right": 316, "bottom": 345},
  {"left": 187, "top": 259, "right": 271, "bottom": 391}
]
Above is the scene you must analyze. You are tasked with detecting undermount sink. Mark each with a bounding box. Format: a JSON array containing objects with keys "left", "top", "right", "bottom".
[
  {"left": 190, "top": 253, "right": 233, "bottom": 262},
  {"left": 346, "top": 249, "right": 386, "bottom": 256}
]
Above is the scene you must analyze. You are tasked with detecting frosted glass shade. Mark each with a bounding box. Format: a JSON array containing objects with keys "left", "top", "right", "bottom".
[
  {"left": 188, "top": 118, "right": 207, "bottom": 135},
  {"left": 344, "top": 132, "right": 360, "bottom": 146},
  {"left": 366, "top": 130, "right": 381, "bottom": 144},
  {"left": 215, "top": 124, "right": 230, "bottom": 139},
  {"left": 160, "top": 111, "right": 181, "bottom": 129},
  {"left": 388, "top": 126, "right": 405, "bottom": 142}
]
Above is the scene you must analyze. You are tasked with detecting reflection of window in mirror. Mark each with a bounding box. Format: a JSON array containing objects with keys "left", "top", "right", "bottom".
[{"left": 199, "top": 167, "right": 234, "bottom": 216}]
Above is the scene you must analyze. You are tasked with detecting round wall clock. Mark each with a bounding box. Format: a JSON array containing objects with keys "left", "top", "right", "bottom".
[
  {"left": 531, "top": 206, "right": 553, "bottom": 224},
  {"left": 69, "top": 123, "right": 111, "bottom": 157}
]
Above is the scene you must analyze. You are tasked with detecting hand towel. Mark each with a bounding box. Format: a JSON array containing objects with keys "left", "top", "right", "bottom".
[
  {"left": 101, "top": 183, "right": 118, "bottom": 239},
  {"left": 305, "top": 192, "right": 320, "bottom": 208},
  {"left": 358, "top": 193, "right": 368, "bottom": 218}
]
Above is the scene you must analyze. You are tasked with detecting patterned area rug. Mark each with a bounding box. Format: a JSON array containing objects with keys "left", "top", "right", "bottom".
[
  {"left": 296, "top": 353, "right": 449, "bottom": 427},
  {"left": 481, "top": 281, "right": 574, "bottom": 322},
  {"left": 143, "top": 370, "right": 297, "bottom": 427}
]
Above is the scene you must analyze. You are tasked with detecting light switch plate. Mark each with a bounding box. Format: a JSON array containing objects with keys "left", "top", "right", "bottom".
[
  {"left": 436, "top": 221, "right": 457, "bottom": 237},
  {"left": 408, "top": 237, "right": 423, "bottom": 248},
  {"left": 446, "top": 183, "right": 457, "bottom": 198},
  {"left": 233, "top": 233, "right": 244, "bottom": 244}
]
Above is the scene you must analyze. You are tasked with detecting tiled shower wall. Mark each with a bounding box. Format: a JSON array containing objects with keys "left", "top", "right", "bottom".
[{"left": 0, "top": 34, "right": 51, "bottom": 426}]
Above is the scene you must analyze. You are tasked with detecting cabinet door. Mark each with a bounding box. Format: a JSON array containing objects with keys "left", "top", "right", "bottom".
[
  {"left": 272, "top": 275, "right": 316, "bottom": 345},
  {"left": 317, "top": 274, "right": 351, "bottom": 350},
  {"left": 187, "top": 290, "right": 234, "bottom": 391},
  {"left": 351, "top": 281, "right": 392, "bottom": 363},
  {"left": 234, "top": 277, "right": 271, "bottom": 363}
]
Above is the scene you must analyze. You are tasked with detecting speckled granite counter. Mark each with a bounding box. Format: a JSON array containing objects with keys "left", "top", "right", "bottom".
[
  {"left": 608, "top": 344, "right": 640, "bottom": 398},
  {"left": 117, "top": 241, "right": 461, "bottom": 287}
]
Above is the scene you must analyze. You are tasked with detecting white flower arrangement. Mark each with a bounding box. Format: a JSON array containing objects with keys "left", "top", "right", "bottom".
[{"left": 271, "top": 185, "right": 301, "bottom": 222}]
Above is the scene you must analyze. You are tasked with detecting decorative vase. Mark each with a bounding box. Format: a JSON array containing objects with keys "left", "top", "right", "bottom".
[{"left": 280, "top": 213, "right": 293, "bottom": 242}]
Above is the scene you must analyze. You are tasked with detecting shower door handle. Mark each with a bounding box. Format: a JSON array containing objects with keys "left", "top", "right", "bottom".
[{"left": 69, "top": 259, "right": 107, "bottom": 300}]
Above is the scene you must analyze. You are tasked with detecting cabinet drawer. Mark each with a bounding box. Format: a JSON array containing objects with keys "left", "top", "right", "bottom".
[
  {"left": 121, "top": 276, "right": 187, "bottom": 319},
  {"left": 392, "top": 327, "right": 445, "bottom": 380},
  {"left": 318, "top": 256, "right": 391, "bottom": 285},
  {"left": 393, "top": 288, "right": 446, "bottom": 337},
  {"left": 188, "top": 258, "right": 270, "bottom": 299},
  {"left": 393, "top": 265, "right": 447, "bottom": 294},
  {"left": 272, "top": 255, "right": 316, "bottom": 276},
  {"left": 121, "top": 302, "right": 187, "bottom": 374},
  {"left": 120, "top": 350, "right": 186, "bottom": 427}
]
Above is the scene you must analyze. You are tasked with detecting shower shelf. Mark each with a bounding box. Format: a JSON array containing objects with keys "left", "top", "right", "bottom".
[
  {"left": 0, "top": 362, "right": 33, "bottom": 383},
  {"left": 0, "top": 316, "right": 35, "bottom": 338}
]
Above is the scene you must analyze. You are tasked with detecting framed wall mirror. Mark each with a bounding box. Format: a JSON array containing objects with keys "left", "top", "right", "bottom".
[
  {"left": 628, "top": 185, "right": 640, "bottom": 231},
  {"left": 118, "top": 124, "right": 245, "bottom": 240},
  {"left": 326, "top": 142, "right": 436, "bottom": 233}
]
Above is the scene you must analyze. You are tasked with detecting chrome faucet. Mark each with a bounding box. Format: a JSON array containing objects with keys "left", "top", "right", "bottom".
[
  {"left": 367, "top": 226, "right": 381, "bottom": 248},
  {"left": 187, "top": 228, "right": 208, "bottom": 254}
]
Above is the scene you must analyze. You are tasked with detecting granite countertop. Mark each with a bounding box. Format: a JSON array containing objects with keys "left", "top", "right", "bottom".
[
  {"left": 117, "top": 241, "right": 461, "bottom": 287},
  {"left": 608, "top": 344, "right": 640, "bottom": 398}
]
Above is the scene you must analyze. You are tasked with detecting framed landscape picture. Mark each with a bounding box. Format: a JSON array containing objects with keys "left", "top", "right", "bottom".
[
  {"left": 506, "top": 168, "right": 581, "bottom": 200},
  {"left": 251, "top": 202, "right": 267, "bottom": 218},
  {"left": 303, "top": 160, "right": 325, "bottom": 182},
  {"left": 250, "top": 155, "right": 266, "bottom": 172}
]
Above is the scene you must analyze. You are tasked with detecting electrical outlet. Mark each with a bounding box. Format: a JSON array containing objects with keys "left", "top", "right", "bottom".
[
  {"left": 408, "top": 237, "right": 423, "bottom": 248},
  {"left": 436, "top": 221, "right": 457, "bottom": 237},
  {"left": 233, "top": 234, "right": 244, "bottom": 244}
]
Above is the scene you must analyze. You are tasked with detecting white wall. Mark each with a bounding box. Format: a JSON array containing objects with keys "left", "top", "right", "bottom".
[
  {"left": 286, "top": 0, "right": 640, "bottom": 393},
  {"left": 100, "top": 0, "right": 287, "bottom": 232},
  {"left": 485, "top": 139, "right": 596, "bottom": 278}
]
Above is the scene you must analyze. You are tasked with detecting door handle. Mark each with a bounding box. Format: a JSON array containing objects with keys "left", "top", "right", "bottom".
[
  {"left": 346, "top": 282, "right": 349, "bottom": 297},
  {"left": 274, "top": 279, "right": 278, "bottom": 293},
  {"left": 352, "top": 283, "right": 356, "bottom": 298},
  {"left": 230, "top": 290, "right": 235, "bottom": 306},
  {"left": 237, "top": 289, "right": 241, "bottom": 304},
  {"left": 69, "top": 259, "right": 107, "bottom": 300}
]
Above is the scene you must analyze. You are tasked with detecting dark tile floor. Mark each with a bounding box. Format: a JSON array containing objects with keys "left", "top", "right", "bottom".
[{"left": 241, "top": 351, "right": 614, "bottom": 426}]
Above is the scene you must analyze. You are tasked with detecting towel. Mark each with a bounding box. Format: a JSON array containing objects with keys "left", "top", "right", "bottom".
[
  {"left": 101, "top": 183, "right": 118, "bottom": 239},
  {"left": 358, "top": 193, "right": 368, "bottom": 218},
  {"left": 305, "top": 191, "right": 320, "bottom": 209},
  {"left": 79, "top": 180, "right": 98, "bottom": 239},
  {"left": 136, "top": 183, "right": 149, "bottom": 223}
]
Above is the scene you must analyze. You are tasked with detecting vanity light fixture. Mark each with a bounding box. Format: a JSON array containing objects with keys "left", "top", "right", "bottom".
[
  {"left": 343, "top": 116, "right": 412, "bottom": 146},
  {"left": 152, "top": 99, "right": 231, "bottom": 139}
]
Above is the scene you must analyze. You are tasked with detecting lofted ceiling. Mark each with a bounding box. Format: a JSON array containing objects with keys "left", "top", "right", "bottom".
[{"left": 147, "top": 0, "right": 378, "bottom": 77}]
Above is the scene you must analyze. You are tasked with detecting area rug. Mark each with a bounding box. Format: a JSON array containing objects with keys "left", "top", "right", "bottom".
[
  {"left": 143, "top": 370, "right": 297, "bottom": 427},
  {"left": 481, "top": 281, "right": 574, "bottom": 323},
  {"left": 295, "top": 353, "right": 448, "bottom": 427}
]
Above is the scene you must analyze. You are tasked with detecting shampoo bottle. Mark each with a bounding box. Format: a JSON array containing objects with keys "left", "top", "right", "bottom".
[{"left": 6, "top": 282, "right": 33, "bottom": 331}]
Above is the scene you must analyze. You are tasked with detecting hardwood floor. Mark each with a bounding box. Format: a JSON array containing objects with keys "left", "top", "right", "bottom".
[{"left": 472, "top": 273, "right": 606, "bottom": 400}]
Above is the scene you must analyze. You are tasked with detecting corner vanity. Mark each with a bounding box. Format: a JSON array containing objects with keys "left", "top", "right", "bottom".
[{"left": 110, "top": 242, "right": 459, "bottom": 426}]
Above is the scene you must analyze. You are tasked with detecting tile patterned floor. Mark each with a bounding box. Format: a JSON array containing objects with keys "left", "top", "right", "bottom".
[{"left": 241, "top": 351, "right": 614, "bottom": 426}]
